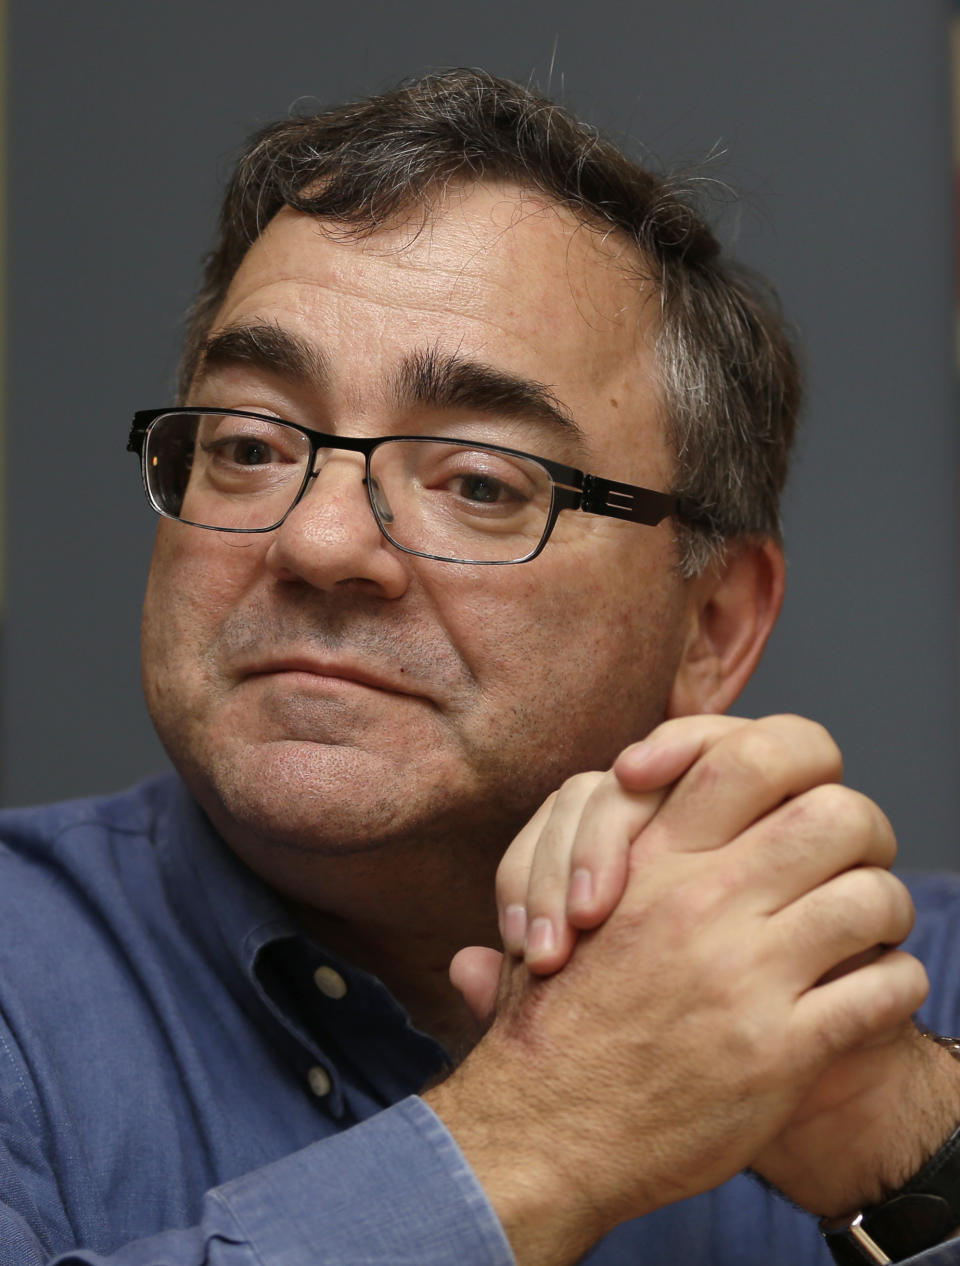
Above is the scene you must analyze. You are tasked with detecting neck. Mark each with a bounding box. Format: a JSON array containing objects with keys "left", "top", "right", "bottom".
[
  {"left": 297, "top": 901, "right": 491, "bottom": 1056},
  {"left": 282, "top": 843, "right": 502, "bottom": 1057}
]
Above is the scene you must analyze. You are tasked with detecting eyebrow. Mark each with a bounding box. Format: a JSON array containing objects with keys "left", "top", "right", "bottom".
[
  {"left": 195, "top": 323, "right": 330, "bottom": 390},
  {"left": 194, "top": 322, "right": 584, "bottom": 443},
  {"left": 393, "top": 347, "right": 584, "bottom": 441}
]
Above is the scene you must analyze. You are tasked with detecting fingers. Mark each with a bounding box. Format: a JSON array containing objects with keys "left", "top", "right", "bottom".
[
  {"left": 496, "top": 771, "right": 667, "bottom": 975},
  {"left": 773, "top": 866, "right": 916, "bottom": 993},
  {"left": 517, "top": 774, "right": 604, "bottom": 972},
  {"left": 496, "top": 792, "right": 561, "bottom": 954},
  {"left": 613, "top": 715, "right": 750, "bottom": 792},
  {"left": 500, "top": 715, "right": 873, "bottom": 990},
  {"left": 526, "top": 777, "right": 669, "bottom": 972},
  {"left": 505, "top": 718, "right": 760, "bottom": 972},
  {"left": 720, "top": 783, "right": 898, "bottom": 916},
  {"left": 794, "top": 948, "right": 930, "bottom": 1060},
  {"left": 565, "top": 781, "right": 664, "bottom": 930},
  {"left": 624, "top": 714, "right": 844, "bottom": 863}
]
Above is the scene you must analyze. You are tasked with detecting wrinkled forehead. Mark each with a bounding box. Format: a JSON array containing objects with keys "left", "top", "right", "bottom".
[
  {"left": 368, "top": 179, "right": 653, "bottom": 292},
  {"left": 233, "top": 180, "right": 657, "bottom": 313},
  {"left": 206, "top": 182, "right": 670, "bottom": 479}
]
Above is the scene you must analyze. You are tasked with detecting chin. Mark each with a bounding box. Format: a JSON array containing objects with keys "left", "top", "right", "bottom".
[{"left": 177, "top": 734, "right": 468, "bottom": 859}]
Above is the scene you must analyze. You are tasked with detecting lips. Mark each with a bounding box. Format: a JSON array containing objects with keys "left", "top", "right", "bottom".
[{"left": 240, "top": 655, "right": 418, "bottom": 697}]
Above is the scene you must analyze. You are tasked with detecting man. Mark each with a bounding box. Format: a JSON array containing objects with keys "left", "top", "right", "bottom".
[{"left": 2, "top": 67, "right": 960, "bottom": 1265}]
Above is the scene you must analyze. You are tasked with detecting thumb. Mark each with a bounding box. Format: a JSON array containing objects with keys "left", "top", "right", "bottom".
[
  {"left": 614, "top": 715, "right": 748, "bottom": 792},
  {"left": 450, "top": 945, "right": 503, "bottom": 1025}
]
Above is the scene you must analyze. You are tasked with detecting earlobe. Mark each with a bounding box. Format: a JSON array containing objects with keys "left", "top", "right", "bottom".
[{"left": 666, "top": 538, "right": 785, "bottom": 718}]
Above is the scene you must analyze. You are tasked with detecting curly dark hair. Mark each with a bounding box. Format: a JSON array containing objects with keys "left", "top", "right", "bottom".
[{"left": 180, "top": 68, "right": 800, "bottom": 575}]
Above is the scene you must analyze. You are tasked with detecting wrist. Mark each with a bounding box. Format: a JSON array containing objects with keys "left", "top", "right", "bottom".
[
  {"left": 821, "top": 1032, "right": 960, "bottom": 1264},
  {"left": 756, "top": 1023, "right": 960, "bottom": 1216},
  {"left": 424, "top": 1047, "right": 605, "bottom": 1266}
]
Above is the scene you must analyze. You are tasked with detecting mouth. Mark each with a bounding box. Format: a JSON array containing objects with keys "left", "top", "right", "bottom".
[{"left": 240, "top": 656, "right": 419, "bottom": 698}]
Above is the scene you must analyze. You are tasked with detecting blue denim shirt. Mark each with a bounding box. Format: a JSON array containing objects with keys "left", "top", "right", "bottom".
[{"left": 0, "top": 774, "right": 959, "bottom": 1266}]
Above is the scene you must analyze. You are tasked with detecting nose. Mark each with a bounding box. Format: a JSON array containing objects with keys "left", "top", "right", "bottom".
[{"left": 263, "top": 452, "right": 410, "bottom": 598}]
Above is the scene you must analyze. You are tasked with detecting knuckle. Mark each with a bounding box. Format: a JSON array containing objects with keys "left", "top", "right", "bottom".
[
  {"left": 906, "top": 956, "right": 932, "bottom": 1007},
  {"left": 702, "top": 724, "right": 793, "bottom": 796},
  {"left": 590, "top": 764, "right": 643, "bottom": 815},
  {"left": 832, "top": 785, "right": 874, "bottom": 837},
  {"left": 554, "top": 769, "right": 605, "bottom": 809},
  {"left": 766, "top": 714, "right": 843, "bottom": 776},
  {"left": 714, "top": 716, "right": 844, "bottom": 798},
  {"left": 866, "top": 954, "right": 930, "bottom": 1029},
  {"left": 796, "top": 782, "right": 877, "bottom": 840},
  {"left": 865, "top": 869, "right": 915, "bottom": 938},
  {"left": 847, "top": 866, "right": 897, "bottom": 926},
  {"left": 812, "top": 724, "right": 843, "bottom": 778},
  {"left": 588, "top": 768, "right": 626, "bottom": 806},
  {"left": 731, "top": 724, "right": 791, "bottom": 774},
  {"left": 892, "top": 878, "right": 918, "bottom": 938},
  {"left": 811, "top": 870, "right": 916, "bottom": 968}
]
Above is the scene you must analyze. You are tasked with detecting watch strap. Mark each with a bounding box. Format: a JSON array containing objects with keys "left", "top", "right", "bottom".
[{"left": 822, "top": 1061, "right": 960, "bottom": 1264}]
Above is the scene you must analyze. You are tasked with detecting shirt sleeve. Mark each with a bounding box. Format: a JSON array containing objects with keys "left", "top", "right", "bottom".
[
  {"left": 14, "top": 1098, "right": 515, "bottom": 1266},
  {"left": 6, "top": 1090, "right": 960, "bottom": 1266}
]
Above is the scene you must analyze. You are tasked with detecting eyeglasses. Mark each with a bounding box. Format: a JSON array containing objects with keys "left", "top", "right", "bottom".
[{"left": 127, "top": 407, "right": 681, "bottom": 566}]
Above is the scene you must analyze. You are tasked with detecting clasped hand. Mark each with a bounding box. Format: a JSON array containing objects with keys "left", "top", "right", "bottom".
[{"left": 438, "top": 716, "right": 942, "bottom": 1258}]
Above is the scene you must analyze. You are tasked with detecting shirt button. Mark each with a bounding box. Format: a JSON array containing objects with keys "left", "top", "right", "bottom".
[
  {"left": 313, "top": 965, "right": 348, "bottom": 999},
  {"left": 307, "top": 1065, "right": 332, "bottom": 1098}
]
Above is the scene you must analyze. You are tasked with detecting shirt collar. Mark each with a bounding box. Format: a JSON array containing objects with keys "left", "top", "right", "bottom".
[
  {"left": 147, "top": 774, "right": 450, "bottom": 1115},
  {"left": 150, "top": 773, "right": 297, "bottom": 983}
]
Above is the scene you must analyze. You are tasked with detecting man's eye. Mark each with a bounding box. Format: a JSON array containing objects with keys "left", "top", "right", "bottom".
[
  {"left": 228, "top": 439, "right": 274, "bottom": 466},
  {"left": 202, "top": 437, "right": 280, "bottom": 465},
  {"left": 454, "top": 474, "right": 520, "bottom": 504}
]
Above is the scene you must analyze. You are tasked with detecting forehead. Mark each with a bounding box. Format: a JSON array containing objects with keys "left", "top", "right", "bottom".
[{"left": 208, "top": 182, "right": 669, "bottom": 476}]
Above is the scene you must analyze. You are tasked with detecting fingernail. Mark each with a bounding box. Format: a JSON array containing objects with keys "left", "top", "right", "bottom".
[
  {"left": 526, "top": 916, "right": 556, "bottom": 957},
  {"left": 569, "top": 867, "right": 594, "bottom": 909},
  {"left": 502, "top": 904, "right": 527, "bottom": 954}
]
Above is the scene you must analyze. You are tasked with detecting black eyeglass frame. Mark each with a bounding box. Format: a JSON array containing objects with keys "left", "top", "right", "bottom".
[{"left": 128, "top": 407, "right": 684, "bottom": 565}]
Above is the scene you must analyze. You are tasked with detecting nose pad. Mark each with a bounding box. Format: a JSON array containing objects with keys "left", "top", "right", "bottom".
[
  {"left": 266, "top": 453, "right": 410, "bottom": 598},
  {"left": 286, "top": 453, "right": 384, "bottom": 543},
  {"left": 299, "top": 452, "right": 375, "bottom": 520},
  {"left": 365, "top": 475, "right": 395, "bottom": 525}
]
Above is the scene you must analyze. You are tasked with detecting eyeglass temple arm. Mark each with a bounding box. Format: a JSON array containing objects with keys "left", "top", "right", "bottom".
[{"left": 573, "top": 473, "right": 678, "bottom": 527}]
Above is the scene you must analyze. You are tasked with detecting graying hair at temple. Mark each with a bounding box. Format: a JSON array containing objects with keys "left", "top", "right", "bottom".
[{"left": 179, "top": 68, "right": 800, "bottom": 576}]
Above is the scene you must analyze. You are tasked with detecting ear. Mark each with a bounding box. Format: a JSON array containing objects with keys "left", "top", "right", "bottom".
[{"left": 666, "top": 537, "right": 785, "bottom": 718}]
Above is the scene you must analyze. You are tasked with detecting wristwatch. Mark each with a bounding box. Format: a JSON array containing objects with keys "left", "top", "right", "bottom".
[{"left": 821, "top": 1033, "right": 960, "bottom": 1264}]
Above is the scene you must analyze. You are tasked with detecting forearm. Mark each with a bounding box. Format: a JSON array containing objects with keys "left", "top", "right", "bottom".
[
  {"left": 425, "top": 1054, "right": 603, "bottom": 1266},
  {"left": 26, "top": 1100, "right": 513, "bottom": 1266}
]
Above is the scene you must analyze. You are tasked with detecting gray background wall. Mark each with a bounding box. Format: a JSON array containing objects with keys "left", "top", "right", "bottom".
[{"left": 3, "top": 1, "right": 958, "bottom": 869}]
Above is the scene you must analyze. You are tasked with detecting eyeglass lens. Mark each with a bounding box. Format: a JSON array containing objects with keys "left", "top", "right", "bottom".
[{"left": 144, "top": 411, "right": 556, "bottom": 563}]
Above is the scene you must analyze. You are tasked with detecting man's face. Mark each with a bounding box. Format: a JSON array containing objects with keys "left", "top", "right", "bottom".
[{"left": 142, "top": 183, "right": 700, "bottom": 885}]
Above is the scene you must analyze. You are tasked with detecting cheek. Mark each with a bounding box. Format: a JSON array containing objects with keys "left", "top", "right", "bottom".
[
  {"left": 142, "top": 525, "right": 267, "bottom": 675},
  {"left": 434, "top": 539, "right": 685, "bottom": 735}
]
